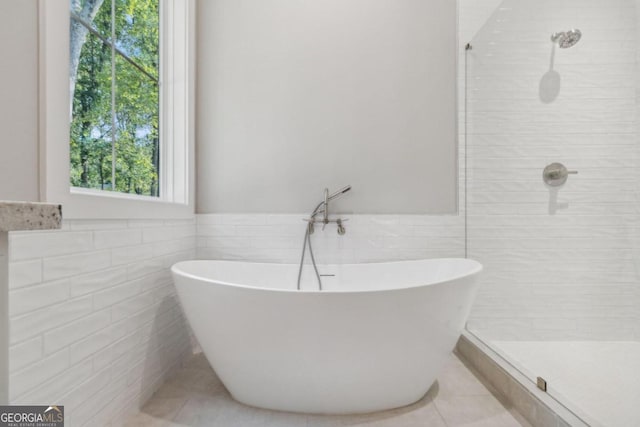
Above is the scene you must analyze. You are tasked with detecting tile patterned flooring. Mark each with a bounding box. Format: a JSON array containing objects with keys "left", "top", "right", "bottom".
[{"left": 125, "top": 352, "right": 530, "bottom": 427}]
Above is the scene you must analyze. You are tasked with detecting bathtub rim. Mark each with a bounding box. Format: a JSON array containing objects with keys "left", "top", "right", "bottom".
[{"left": 171, "top": 258, "right": 482, "bottom": 295}]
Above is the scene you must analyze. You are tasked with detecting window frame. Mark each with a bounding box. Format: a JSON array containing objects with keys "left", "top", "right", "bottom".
[{"left": 38, "top": 0, "right": 195, "bottom": 219}]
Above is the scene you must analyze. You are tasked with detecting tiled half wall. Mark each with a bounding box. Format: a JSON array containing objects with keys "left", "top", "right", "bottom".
[{"left": 7, "top": 219, "right": 196, "bottom": 426}]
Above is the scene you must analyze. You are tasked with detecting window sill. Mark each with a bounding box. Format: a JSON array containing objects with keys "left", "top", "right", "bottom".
[
  {"left": 55, "top": 189, "right": 193, "bottom": 220},
  {"left": 72, "top": 187, "right": 168, "bottom": 203}
]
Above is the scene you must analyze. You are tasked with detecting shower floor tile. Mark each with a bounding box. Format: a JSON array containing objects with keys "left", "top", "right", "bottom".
[
  {"left": 492, "top": 341, "right": 640, "bottom": 427},
  {"left": 124, "top": 352, "right": 530, "bottom": 427}
]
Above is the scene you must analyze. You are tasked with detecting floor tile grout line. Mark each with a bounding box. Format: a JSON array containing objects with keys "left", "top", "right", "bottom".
[{"left": 431, "top": 399, "right": 451, "bottom": 427}]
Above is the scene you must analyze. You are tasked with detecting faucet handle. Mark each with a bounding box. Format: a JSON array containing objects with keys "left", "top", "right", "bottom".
[{"left": 543, "top": 163, "right": 578, "bottom": 187}]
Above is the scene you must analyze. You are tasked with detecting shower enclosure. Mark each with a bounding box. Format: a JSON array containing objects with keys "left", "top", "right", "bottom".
[{"left": 462, "top": 1, "right": 640, "bottom": 426}]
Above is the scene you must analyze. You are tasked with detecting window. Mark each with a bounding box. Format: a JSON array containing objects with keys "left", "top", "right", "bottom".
[
  {"left": 70, "top": 0, "right": 160, "bottom": 197},
  {"left": 39, "top": 0, "right": 194, "bottom": 219}
]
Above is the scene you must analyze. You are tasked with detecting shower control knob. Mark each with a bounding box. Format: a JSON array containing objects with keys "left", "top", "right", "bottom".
[{"left": 543, "top": 163, "right": 578, "bottom": 187}]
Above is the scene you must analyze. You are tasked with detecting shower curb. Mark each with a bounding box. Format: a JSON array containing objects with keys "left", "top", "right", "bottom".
[{"left": 455, "top": 332, "right": 588, "bottom": 427}]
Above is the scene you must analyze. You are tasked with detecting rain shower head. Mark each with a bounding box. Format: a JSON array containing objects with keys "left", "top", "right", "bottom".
[{"left": 551, "top": 29, "right": 582, "bottom": 48}]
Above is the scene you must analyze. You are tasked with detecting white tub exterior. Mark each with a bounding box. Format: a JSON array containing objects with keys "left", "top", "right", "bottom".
[{"left": 172, "top": 259, "right": 482, "bottom": 414}]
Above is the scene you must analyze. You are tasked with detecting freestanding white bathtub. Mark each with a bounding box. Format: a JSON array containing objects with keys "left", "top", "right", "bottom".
[{"left": 171, "top": 258, "right": 482, "bottom": 414}]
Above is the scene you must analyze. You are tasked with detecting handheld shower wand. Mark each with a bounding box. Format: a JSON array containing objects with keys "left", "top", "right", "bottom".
[
  {"left": 328, "top": 185, "right": 352, "bottom": 201},
  {"left": 312, "top": 185, "right": 352, "bottom": 221}
]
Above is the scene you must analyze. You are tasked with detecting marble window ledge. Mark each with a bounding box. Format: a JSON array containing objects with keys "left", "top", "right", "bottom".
[{"left": 0, "top": 201, "right": 62, "bottom": 232}]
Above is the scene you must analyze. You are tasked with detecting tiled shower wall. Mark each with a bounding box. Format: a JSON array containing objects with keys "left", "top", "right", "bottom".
[
  {"left": 464, "top": 0, "right": 640, "bottom": 341},
  {"left": 7, "top": 219, "right": 195, "bottom": 426}
]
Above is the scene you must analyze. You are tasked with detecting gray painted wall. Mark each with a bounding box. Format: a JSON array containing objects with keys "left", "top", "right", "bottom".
[
  {"left": 0, "top": 1, "right": 40, "bottom": 202},
  {"left": 196, "top": 0, "right": 458, "bottom": 214}
]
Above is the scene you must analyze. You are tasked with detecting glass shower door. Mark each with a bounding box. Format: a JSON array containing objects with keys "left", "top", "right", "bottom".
[{"left": 463, "top": 0, "right": 640, "bottom": 425}]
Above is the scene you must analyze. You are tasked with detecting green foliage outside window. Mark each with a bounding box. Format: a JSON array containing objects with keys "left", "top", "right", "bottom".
[{"left": 70, "top": 0, "right": 160, "bottom": 197}]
